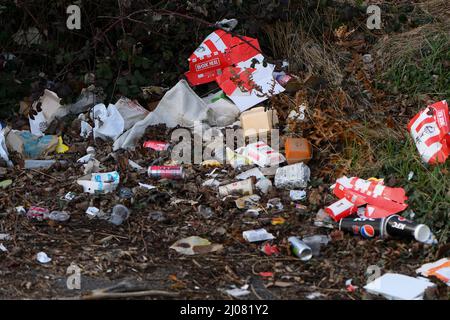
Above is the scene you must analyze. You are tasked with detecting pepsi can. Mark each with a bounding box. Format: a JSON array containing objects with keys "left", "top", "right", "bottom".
[
  {"left": 339, "top": 217, "right": 383, "bottom": 239},
  {"left": 384, "top": 215, "right": 431, "bottom": 243},
  {"left": 339, "top": 215, "right": 432, "bottom": 243},
  {"left": 148, "top": 165, "right": 185, "bottom": 179}
]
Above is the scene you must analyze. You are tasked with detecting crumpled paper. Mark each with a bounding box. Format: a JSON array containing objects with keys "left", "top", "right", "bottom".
[{"left": 170, "top": 236, "right": 223, "bottom": 255}]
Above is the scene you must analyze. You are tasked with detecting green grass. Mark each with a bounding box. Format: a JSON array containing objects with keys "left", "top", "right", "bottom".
[
  {"left": 342, "top": 132, "right": 449, "bottom": 242},
  {"left": 361, "top": 28, "right": 450, "bottom": 241},
  {"left": 380, "top": 32, "right": 450, "bottom": 99}
]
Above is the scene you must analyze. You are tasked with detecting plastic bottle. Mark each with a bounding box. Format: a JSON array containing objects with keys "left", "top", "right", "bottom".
[{"left": 302, "top": 235, "right": 330, "bottom": 256}]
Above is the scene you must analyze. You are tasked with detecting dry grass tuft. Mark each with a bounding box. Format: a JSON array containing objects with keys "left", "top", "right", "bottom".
[
  {"left": 374, "top": 21, "right": 450, "bottom": 70},
  {"left": 264, "top": 21, "right": 345, "bottom": 87},
  {"left": 419, "top": 0, "right": 450, "bottom": 23}
]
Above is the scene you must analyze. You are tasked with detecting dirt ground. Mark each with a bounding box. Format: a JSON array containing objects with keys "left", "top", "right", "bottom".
[
  {"left": 0, "top": 0, "right": 449, "bottom": 301},
  {"left": 0, "top": 123, "right": 448, "bottom": 300}
]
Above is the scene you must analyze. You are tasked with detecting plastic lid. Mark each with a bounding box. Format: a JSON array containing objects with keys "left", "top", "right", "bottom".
[{"left": 414, "top": 224, "right": 432, "bottom": 243}]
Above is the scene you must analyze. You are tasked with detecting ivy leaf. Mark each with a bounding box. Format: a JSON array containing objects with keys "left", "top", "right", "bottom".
[
  {"left": 133, "top": 70, "right": 146, "bottom": 85},
  {"left": 118, "top": 50, "right": 128, "bottom": 62},
  {"left": 118, "top": 85, "right": 128, "bottom": 96},
  {"left": 134, "top": 56, "right": 142, "bottom": 68},
  {"left": 142, "top": 57, "right": 150, "bottom": 69},
  {"left": 116, "top": 77, "right": 127, "bottom": 87}
]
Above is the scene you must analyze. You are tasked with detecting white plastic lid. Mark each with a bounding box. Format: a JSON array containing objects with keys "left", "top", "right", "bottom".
[{"left": 414, "top": 224, "right": 432, "bottom": 243}]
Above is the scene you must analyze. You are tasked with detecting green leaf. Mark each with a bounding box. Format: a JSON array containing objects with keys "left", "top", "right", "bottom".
[
  {"left": 116, "top": 77, "right": 127, "bottom": 87},
  {"left": 134, "top": 56, "right": 142, "bottom": 68},
  {"left": 142, "top": 57, "right": 150, "bottom": 69},
  {"left": 118, "top": 50, "right": 128, "bottom": 62},
  {"left": 133, "top": 70, "right": 146, "bottom": 85}
]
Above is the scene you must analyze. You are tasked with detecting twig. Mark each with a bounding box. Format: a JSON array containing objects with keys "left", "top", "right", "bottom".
[
  {"left": 18, "top": 1, "right": 47, "bottom": 40},
  {"left": 28, "top": 169, "right": 59, "bottom": 181},
  {"left": 250, "top": 284, "right": 263, "bottom": 300},
  {"left": 110, "top": 61, "right": 123, "bottom": 101},
  {"left": 82, "top": 289, "right": 179, "bottom": 300}
]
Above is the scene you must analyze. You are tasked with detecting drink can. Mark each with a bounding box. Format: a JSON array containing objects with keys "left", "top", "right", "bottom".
[
  {"left": 26, "top": 206, "right": 49, "bottom": 221},
  {"left": 339, "top": 216, "right": 384, "bottom": 239},
  {"left": 143, "top": 140, "right": 170, "bottom": 151},
  {"left": 218, "top": 178, "right": 254, "bottom": 197},
  {"left": 148, "top": 165, "right": 185, "bottom": 179},
  {"left": 288, "top": 236, "right": 312, "bottom": 261},
  {"left": 339, "top": 214, "right": 432, "bottom": 243},
  {"left": 275, "top": 74, "right": 292, "bottom": 86},
  {"left": 384, "top": 215, "right": 431, "bottom": 242}
]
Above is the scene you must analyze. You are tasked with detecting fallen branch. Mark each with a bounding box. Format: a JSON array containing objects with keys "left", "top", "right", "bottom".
[
  {"left": 82, "top": 289, "right": 180, "bottom": 300},
  {"left": 79, "top": 280, "right": 180, "bottom": 300}
]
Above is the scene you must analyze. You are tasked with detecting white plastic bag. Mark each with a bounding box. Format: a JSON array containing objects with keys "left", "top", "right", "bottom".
[
  {"left": 91, "top": 103, "right": 125, "bottom": 141},
  {"left": 0, "top": 123, "right": 12, "bottom": 166},
  {"left": 203, "top": 91, "right": 240, "bottom": 127},
  {"left": 29, "top": 90, "right": 63, "bottom": 136},
  {"left": 242, "top": 228, "right": 275, "bottom": 242},
  {"left": 80, "top": 120, "right": 93, "bottom": 138},
  {"left": 114, "top": 97, "right": 149, "bottom": 130},
  {"left": 113, "top": 80, "right": 209, "bottom": 150}
]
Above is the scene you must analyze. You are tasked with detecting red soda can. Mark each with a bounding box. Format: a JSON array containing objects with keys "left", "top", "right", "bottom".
[
  {"left": 275, "top": 74, "right": 292, "bottom": 86},
  {"left": 148, "top": 166, "right": 185, "bottom": 179},
  {"left": 26, "top": 206, "right": 49, "bottom": 221},
  {"left": 143, "top": 140, "right": 170, "bottom": 151}
]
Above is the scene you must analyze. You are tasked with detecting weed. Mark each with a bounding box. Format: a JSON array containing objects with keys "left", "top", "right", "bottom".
[
  {"left": 339, "top": 127, "right": 449, "bottom": 241},
  {"left": 376, "top": 24, "right": 450, "bottom": 100}
]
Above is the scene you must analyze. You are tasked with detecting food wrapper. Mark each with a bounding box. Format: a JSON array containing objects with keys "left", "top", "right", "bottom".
[
  {"left": 408, "top": 100, "right": 449, "bottom": 164},
  {"left": 236, "top": 141, "right": 285, "bottom": 167},
  {"left": 274, "top": 162, "right": 310, "bottom": 189},
  {"left": 226, "top": 147, "right": 253, "bottom": 168},
  {"left": 416, "top": 258, "right": 450, "bottom": 286},
  {"left": 77, "top": 171, "right": 120, "bottom": 194}
]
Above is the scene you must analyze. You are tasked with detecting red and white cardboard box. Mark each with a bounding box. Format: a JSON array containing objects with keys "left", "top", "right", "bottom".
[
  {"left": 408, "top": 100, "right": 450, "bottom": 164},
  {"left": 325, "top": 176, "right": 408, "bottom": 221},
  {"left": 185, "top": 31, "right": 284, "bottom": 111},
  {"left": 236, "top": 141, "right": 285, "bottom": 167},
  {"left": 185, "top": 29, "right": 261, "bottom": 86},
  {"left": 216, "top": 54, "right": 285, "bottom": 111},
  {"left": 325, "top": 197, "right": 358, "bottom": 221}
]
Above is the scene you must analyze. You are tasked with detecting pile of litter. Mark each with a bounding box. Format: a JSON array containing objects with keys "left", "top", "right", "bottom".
[{"left": 0, "top": 23, "right": 448, "bottom": 300}]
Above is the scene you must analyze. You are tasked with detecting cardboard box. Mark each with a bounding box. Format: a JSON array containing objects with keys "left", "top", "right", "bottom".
[
  {"left": 240, "top": 107, "right": 278, "bottom": 138},
  {"left": 217, "top": 54, "right": 285, "bottom": 111},
  {"left": 236, "top": 141, "right": 285, "bottom": 167},
  {"left": 285, "top": 137, "right": 312, "bottom": 164}
]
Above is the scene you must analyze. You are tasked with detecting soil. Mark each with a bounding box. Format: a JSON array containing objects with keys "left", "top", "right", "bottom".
[{"left": 0, "top": 123, "right": 448, "bottom": 300}]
